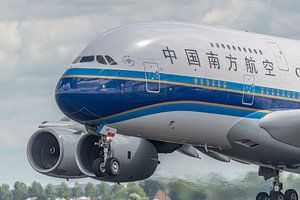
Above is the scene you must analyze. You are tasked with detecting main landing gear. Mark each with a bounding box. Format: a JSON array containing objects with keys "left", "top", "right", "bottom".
[
  {"left": 256, "top": 167, "right": 298, "bottom": 200},
  {"left": 91, "top": 125, "right": 120, "bottom": 177}
]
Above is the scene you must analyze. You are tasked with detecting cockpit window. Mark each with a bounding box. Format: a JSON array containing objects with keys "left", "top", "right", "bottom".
[
  {"left": 72, "top": 56, "right": 81, "bottom": 64},
  {"left": 80, "top": 56, "right": 94, "bottom": 63},
  {"left": 96, "top": 55, "right": 107, "bottom": 65},
  {"left": 105, "top": 55, "right": 117, "bottom": 65}
]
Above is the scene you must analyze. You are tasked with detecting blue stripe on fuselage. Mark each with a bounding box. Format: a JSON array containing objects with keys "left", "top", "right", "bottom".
[
  {"left": 62, "top": 68, "right": 299, "bottom": 101},
  {"left": 55, "top": 68, "right": 300, "bottom": 124}
]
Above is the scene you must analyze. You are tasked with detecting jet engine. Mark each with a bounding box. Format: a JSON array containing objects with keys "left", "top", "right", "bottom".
[
  {"left": 27, "top": 122, "right": 159, "bottom": 182},
  {"left": 76, "top": 134, "right": 159, "bottom": 182},
  {"left": 27, "top": 127, "right": 85, "bottom": 179}
]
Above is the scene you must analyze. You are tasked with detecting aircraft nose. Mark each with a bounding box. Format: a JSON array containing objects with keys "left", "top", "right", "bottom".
[
  {"left": 55, "top": 77, "right": 94, "bottom": 122},
  {"left": 56, "top": 78, "right": 106, "bottom": 122},
  {"left": 55, "top": 71, "right": 123, "bottom": 123}
]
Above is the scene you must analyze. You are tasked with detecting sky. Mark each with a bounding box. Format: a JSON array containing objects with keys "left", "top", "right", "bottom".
[{"left": 1, "top": 0, "right": 300, "bottom": 186}]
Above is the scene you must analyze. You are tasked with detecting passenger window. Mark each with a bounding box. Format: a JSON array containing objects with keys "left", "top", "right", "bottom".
[
  {"left": 96, "top": 55, "right": 107, "bottom": 65},
  {"left": 80, "top": 56, "right": 94, "bottom": 63},
  {"left": 105, "top": 55, "right": 117, "bottom": 65},
  {"left": 72, "top": 56, "right": 81, "bottom": 64}
]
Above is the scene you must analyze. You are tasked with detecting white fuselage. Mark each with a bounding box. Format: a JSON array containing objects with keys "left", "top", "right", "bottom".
[{"left": 55, "top": 22, "right": 300, "bottom": 171}]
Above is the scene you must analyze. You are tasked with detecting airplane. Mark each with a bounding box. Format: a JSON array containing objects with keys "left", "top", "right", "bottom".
[{"left": 26, "top": 22, "right": 300, "bottom": 200}]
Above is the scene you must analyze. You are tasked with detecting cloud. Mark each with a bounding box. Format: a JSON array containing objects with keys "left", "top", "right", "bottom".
[
  {"left": 0, "top": 127, "right": 15, "bottom": 146},
  {"left": 0, "top": 21, "right": 21, "bottom": 75}
]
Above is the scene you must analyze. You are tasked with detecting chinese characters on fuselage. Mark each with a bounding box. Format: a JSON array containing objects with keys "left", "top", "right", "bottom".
[
  {"left": 185, "top": 49, "right": 201, "bottom": 66},
  {"left": 161, "top": 46, "right": 282, "bottom": 78},
  {"left": 162, "top": 46, "right": 177, "bottom": 64}
]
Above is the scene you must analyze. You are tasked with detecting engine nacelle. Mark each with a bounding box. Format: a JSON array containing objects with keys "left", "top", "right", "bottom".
[
  {"left": 76, "top": 134, "right": 159, "bottom": 182},
  {"left": 27, "top": 127, "right": 86, "bottom": 179}
]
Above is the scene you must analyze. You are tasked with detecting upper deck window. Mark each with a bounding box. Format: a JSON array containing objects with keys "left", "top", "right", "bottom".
[
  {"left": 96, "top": 55, "right": 107, "bottom": 65},
  {"left": 80, "top": 56, "right": 94, "bottom": 63},
  {"left": 105, "top": 55, "right": 117, "bottom": 65}
]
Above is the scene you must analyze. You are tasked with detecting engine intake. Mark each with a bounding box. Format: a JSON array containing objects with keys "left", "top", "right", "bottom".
[{"left": 27, "top": 127, "right": 85, "bottom": 178}]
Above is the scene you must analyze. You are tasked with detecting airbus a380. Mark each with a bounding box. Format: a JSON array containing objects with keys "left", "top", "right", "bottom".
[{"left": 27, "top": 22, "right": 300, "bottom": 200}]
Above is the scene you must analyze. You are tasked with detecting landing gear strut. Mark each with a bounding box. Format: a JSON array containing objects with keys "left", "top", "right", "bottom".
[
  {"left": 256, "top": 167, "right": 298, "bottom": 200},
  {"left": 90, "top": 125, "right": 120, "bottom": 177}
]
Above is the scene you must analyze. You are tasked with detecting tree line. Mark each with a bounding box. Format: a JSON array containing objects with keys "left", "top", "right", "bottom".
[{"left": 1, "top": 172, "right": 300, "bottom": 200}]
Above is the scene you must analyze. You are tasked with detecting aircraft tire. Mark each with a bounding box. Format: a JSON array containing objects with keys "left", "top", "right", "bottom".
[
  {"left": 270, "top": 191, "right": 284, "bottom": 200},
  {"left": 92, "top": 157, "right": 106, "bottom": 177},
  {"left": 106, "top": 157, "right": 120, "bottom": 176},
  {"left": 284, "top": 189, "right": 298, "bottom": 200},
  {"left": 256, "top": 192, "right": 269, "bottom": 200}
]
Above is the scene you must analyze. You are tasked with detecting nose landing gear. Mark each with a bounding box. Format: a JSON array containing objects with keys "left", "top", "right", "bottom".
[
  {"left": 90, "top": 124, "right": 120, "bottom": 177},
  {"left": 256, "top": 167, "right": 298, "bottom": 200}
]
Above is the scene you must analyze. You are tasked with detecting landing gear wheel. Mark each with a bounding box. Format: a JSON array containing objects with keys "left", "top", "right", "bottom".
[
  {"left": 256, "top": 192, "right": 269, "bottom": 200},
  {"left": 270, "top": 191, "right": 284, "bottom": 200},
  {"left": 284, "top": 189, "right": 298, "bottom": 200},
  {"left": 105, "top": 157, "right": 120, "bottom": 176},
  {"left": 92, "top": 158, "right": 105, "bottom": 177}
]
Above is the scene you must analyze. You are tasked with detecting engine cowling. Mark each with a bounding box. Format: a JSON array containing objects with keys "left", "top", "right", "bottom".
[
  {"left": 76, "top": 134, "right": 159, "bottom": 182},
  {"left": 27, "top": 127, "right": 86, "bottom": 178}
]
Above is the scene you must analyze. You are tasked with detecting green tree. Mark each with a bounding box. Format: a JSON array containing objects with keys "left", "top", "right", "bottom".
[
  {"left": 30, "top": 181, "right": 45, "bottom": 200},
  {"left": 243, "top": 171, "right": 262, "bottom": 187},
  {"left": 128, "top": 193, "right": 141, "bottom": 200},
  {"left": 0, "top": 184, "right": 12, "bottom": 200},
  {"left": 112, "top": 184, "right": 126, "bottom": 200},
  {"left": 126, "top": 183, "right": 146, "bottom": 199},
  {"left": 140, "top": 179, "right": 163, "bottom": 199},
  {"left": 58, "top": 182, "right": 70, "bottom": 199},
  {"left": 45, "top": 184, "right": 56, "bottom": 200},
  {"left": 168, "top": 180, "right": 206, "bottom": 200},
  {"left": 285, "top": 173, "right": 300, "bottom": 190},
  {"left": 85, "top": 182, "right": 97, "bottom": 200},
  {"left": 241, "top": 171, "right": 269, "bottom": 198},
  {"left": 100, "top": 182, "right": 112, "bottom": 200},
  {"left": 13, "top": 181, "right": 28, "bottom": 200},
  {"left": 72, "top": 182, "right": 83, "bottom": 198}
]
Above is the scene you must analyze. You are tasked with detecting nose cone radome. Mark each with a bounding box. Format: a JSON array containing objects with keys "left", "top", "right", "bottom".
[
  {"left": 55, "top": 77, "right": 94, "bottom": 122},
  {"left": 55, "top": 72, "right": 124, "bottom": 123}
]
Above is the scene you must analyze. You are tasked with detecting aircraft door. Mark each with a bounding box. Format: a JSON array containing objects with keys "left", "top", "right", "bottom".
[
  {"left": 267, "top": 41, "right": 289, "bottom": 71},
  {"left": 242, "top": 75, "right": 255, "bottom": 105},
  {"left": 143, "top": 61, "right": 160, "bottom": 93}
]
